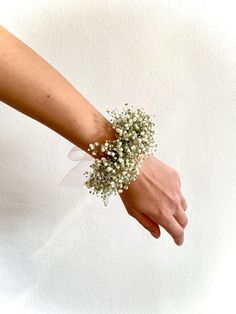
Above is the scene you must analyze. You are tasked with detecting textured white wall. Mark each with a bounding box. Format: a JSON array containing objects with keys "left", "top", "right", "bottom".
[{"left": 0, "top": 1, "right": 236, "bottom": 313}]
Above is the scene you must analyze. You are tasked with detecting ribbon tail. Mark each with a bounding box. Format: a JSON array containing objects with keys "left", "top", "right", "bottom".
[
  {"left": 60, "top": 146, "right": 94, "bottom": 187},
  {"left": 59, "top": 160, "right": 93, "bottom": 187}
]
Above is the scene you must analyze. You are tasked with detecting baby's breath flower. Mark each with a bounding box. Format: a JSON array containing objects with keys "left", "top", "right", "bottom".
[{"left": 83, "top": 103, "right": 157, "bottom": 206}]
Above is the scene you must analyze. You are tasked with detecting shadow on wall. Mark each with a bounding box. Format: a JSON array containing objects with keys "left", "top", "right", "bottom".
[{"left": 0, "top": 2, "right": 235, "bottom": 313}]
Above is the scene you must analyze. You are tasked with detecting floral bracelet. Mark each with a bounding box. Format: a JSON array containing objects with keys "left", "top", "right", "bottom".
[{"left": 83, "top": 103, "right": 157, "bottom": 206}]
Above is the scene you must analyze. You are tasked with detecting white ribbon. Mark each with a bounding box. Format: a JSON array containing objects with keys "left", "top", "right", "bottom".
[{"left": 59, "top": 146, "right": 94, "bottom": 187}]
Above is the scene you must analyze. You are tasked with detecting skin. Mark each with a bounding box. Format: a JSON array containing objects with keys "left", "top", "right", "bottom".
[
  {"left": 0, "top": 26, "right": 188, "bottom": 245},
  {"left": 120, "top": 155, "right": 188, "bottom": 245}
]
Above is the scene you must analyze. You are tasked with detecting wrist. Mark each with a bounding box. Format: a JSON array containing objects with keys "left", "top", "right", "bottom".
[
  {"left": 85, "top": 117, "right": 118, "bottom": 160},
  {"left": 83, "top": 104, "right": 157, "bottom": 206}
]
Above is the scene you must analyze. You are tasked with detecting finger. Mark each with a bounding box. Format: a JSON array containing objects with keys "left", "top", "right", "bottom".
[
  {"left": 128, "top": 208, "right": 161, "bottom": 238},
  {"left": 149, "top": 211, "right": 184, "bottom": 245},
  {"left": 173, "top": 210, "right": 188, "bottom": 229},
  {"left": 160, "top": 215, "right": 184, "bottom": 245},
  {"left": 180, "top": 196, "right": 188, "bottom": 211}
]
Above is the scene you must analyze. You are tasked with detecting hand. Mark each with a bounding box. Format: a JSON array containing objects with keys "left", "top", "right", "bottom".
[{"left": 119, "top": 154, "right": 188, "bottom": 245}]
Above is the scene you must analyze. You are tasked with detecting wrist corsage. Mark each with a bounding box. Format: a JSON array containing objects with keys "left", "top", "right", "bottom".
[{"left": 60, "top": 104, "right": 157, "bottom": 206}]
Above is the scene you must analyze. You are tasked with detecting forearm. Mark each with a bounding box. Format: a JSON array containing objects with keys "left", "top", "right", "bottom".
[{"left": 0, "top": 26, "right": 116, "bottom": 158}]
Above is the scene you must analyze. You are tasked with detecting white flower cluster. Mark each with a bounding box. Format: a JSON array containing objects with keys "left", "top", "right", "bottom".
[{"left": 83, "top": 103, "right": 157, "bottom": 206}]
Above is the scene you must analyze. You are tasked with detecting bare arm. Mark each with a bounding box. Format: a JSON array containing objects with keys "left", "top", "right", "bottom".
[
  {"left": 0, "top": 26, "right": 116, "bottom": 157},
  {"left": 0, "top": 26, "right": 188, "bottom": 245}
]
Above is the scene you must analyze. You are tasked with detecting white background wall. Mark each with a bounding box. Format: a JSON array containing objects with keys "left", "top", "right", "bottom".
[{"left": 0, "top": 1, "right": 236, "bottom": 313}]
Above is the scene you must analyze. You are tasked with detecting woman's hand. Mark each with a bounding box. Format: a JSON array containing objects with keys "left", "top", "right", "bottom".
[{"left": 119, "top": 155, "right": 188, "bottom": 245}]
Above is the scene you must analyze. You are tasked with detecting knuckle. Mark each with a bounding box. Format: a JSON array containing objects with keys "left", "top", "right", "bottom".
[
  {"left": 173, "top": 170, "right": 180, "bottom": 180},
  {"left": 160, "top": 212, "right": 171, "bottom": 224},
  {"left": 173, "top": 171, "right": 181, "bottom": 186},
  {"left": 170, "top": 193, "right": 182, "bottom": 208},
  {"left": 177, "top": 200, "right": 184, "bottom": 211},
  {"left": 158, "top": 208, "right": 168, "bottom": 219}
]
